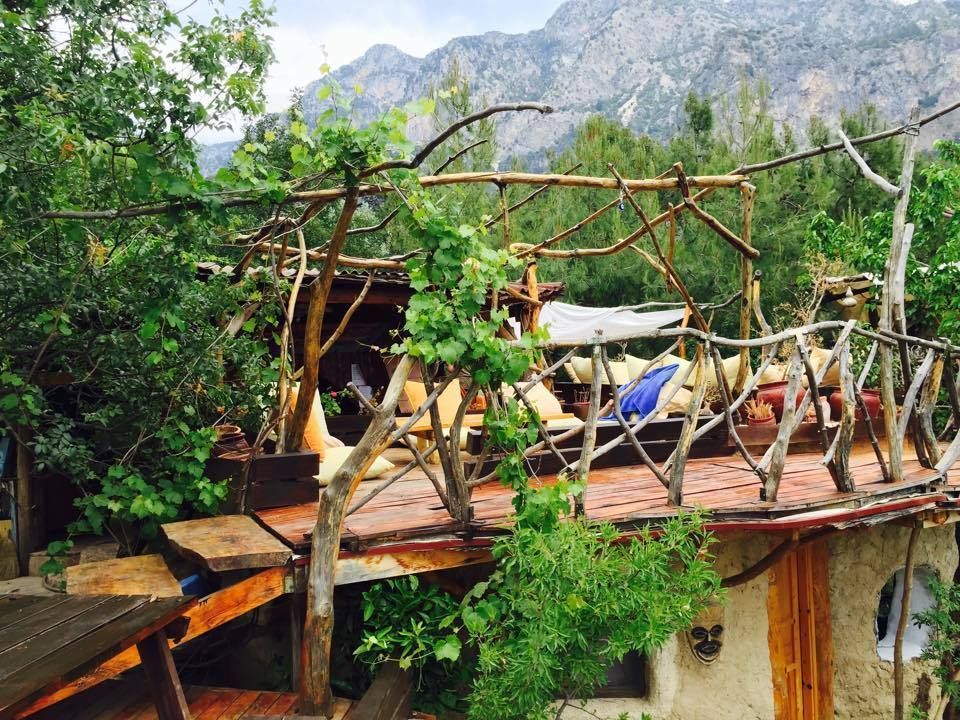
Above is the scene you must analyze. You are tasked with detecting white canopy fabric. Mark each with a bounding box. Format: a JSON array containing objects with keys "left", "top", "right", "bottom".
[{"left": 535, "top": 301, "right": 685, "bottom": 344}]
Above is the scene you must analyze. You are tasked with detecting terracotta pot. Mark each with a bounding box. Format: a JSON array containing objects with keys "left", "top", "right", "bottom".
[
  {"left": 748, "top": 415, "right": 776, "bottom": 427},
  {"left": 756, "top": 382, "right": 805, "bottom": 422},
  {"left": 829, "top": 389, "right": 882, "bottom": 421},
  {"left": 213, "top": 424, "right": 250, "bottom": 458}
]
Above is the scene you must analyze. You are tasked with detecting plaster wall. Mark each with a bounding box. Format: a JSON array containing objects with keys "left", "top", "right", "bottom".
[
  {"left": 565, "top": 523, "right": 958, "bottom": 720},
  {"left": 828, "top": 522, "right": 958, "bottom": 719},
  {"left": 566, "top": 533, "right": 778, "bottom": 720}
]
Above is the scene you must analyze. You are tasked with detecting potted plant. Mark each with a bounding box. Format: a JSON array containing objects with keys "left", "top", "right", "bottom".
[{"left": 745, "top": 398, "right": 775, "bottom": 426}]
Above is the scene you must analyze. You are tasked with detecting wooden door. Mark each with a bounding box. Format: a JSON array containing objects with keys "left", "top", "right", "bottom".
[{"left": 767, "top": 541, "right": 834, "bottom": 720}]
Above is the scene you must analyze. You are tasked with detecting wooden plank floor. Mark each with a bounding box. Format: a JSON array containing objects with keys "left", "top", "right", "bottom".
[
  {"left": 256, "top": 448, "right": 942, "bottom": 552},
  {"left": 28, "top": 681, "right": 353, "bottom": 719}
]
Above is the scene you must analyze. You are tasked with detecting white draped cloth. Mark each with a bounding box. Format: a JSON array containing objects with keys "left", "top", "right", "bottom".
[{"left": 535, "top": 302, "right": 685, "bottom": 343}]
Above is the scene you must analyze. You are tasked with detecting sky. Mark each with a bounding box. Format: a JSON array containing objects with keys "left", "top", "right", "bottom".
[{"left": 185, "top": 0, "right": 566, "bottom": 142}]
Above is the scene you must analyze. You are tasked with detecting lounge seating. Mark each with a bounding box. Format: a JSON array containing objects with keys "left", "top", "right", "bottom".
[{"left": 287, "top": 384, "right": 394, "bottom": 485}]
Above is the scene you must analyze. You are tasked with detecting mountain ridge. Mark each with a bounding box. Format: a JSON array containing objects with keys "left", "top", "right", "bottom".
[{"left": 200, "top": 0, "right": 960, "bottom": 174}]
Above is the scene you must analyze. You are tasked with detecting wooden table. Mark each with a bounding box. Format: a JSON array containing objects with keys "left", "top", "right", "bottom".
[{"left": 0, "top": 593, "right": 197, "bottom": 720}]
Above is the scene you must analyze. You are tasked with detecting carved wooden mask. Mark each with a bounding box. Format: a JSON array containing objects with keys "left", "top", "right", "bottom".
[{"left": 687, "top": 603, "right": 724, "bottom": 664}]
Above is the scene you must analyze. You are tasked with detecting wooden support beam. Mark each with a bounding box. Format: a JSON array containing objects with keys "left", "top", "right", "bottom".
[
  {"left": 136, "top": 629, "right": 190, "bottom": 720},
  {"left": 14, "top": 428, "right": 38, "bottom": 574}
]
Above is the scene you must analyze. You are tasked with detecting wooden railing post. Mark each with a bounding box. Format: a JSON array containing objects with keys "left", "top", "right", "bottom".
[
  {"left": 669, "top": 345, "right": 707, "bottom": 506},
  {"left": 763, "top": 347, "right": 803, "bottom": 502},
  {"left": 574, "top": 343, "right": 603, "bottom": 516},
  {"left": 734, "top": 182, "right": 756, "bottom": 396},
  {"left": 879, "top": 106, "right": 921, "bottom": 482}
]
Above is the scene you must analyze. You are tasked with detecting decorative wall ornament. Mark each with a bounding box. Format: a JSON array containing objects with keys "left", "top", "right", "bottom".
[{"left": 687, "top": 603, "right": 724, "bottom": 664}]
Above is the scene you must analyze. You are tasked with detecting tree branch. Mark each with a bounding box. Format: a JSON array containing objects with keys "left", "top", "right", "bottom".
[
  {"left": 838, "top": 129, "right": 900, "bottom": 196},
  {"left": 360, "top": 102, "right": 553, "bottom": 178}
]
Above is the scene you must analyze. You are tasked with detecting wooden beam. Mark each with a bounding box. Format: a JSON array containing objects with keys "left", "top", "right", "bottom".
[
  {"left": 335, "top": 548, "right": 492, "bottom": 586},
  {"left": 136, "top": 630, "right": 190, "bottom": 720},
  {"left": 16, "top": 566, "right": 291, "bottom": 716}
]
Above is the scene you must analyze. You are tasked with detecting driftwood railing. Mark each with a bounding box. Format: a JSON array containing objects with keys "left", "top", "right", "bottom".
[{"left": 346, "top": 321, "right": 960, "bottom": 523}]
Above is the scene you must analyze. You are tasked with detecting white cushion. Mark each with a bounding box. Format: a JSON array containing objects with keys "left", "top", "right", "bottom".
[
  {"left": 563, "top": 362, "right": 580, "bottom": 383},
  {"left": 315, "top": 446, "right": 394, "bottom": 486}
]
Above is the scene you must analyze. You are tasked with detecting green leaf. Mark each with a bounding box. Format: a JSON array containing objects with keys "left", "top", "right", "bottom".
[{"left": 433, "top": 635, "right": 460, "bottom": 662}]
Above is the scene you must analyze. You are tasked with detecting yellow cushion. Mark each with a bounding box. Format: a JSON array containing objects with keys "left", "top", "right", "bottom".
[
  {"left": 609, "top": 361, "right": 629, "bottom": 385},
  {"left": 809, "top": 347, "right": 840, "bottom": 386},
  {"left": 658, "top": 383, "right": 694, "bottom": 417},
  {"left": 563, "top": 362, "right": 580, "bottom": 383},
  {"left": 569, "top": 357, "right": 628, "bottom": 385},
  {"left": 503, "top": 381, "right": 564, "bottom": 416},
  {"left": 286, "top": 385, "right": 327, "bottom": 460},
  {"left": 315, "top": 446, "right": 394, "bottom": 486},
  {"left": 757, "top": 363, "right": 788, "bottom": 385},
  {"left": 570, "top": 356, "right": 593, "bottom": 383},
  {"left": 403, "top": 380, "right": 463, "bottom": 424},
  {"left": 625, "top": 354, "right": 650, "bottom": 381}
]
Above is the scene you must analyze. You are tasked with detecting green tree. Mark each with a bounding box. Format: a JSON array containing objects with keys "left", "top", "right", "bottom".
[{"left": 0, "top": 0, "right": 277, "bottom": 552}]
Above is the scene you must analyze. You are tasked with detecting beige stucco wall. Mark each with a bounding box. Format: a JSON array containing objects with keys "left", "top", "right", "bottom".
[
  {"left": 828, "top": 522, "right": 958, "bottom": 719},
  {"left": 565, "top": 533, "right": 778, "bottom": 720},
  {"left": 562, "top": 523, "right": 958, "bottom": 720}
]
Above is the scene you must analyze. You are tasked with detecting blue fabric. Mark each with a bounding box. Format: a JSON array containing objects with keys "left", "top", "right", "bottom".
[{"left": 603, "top": 363, "right": 679, "bottom": 420}]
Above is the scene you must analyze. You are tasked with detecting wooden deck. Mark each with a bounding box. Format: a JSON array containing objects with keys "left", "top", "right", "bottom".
[
  {"left": 29, "top": 681, "right": 347, "bottom": 719},
  {"left": 256, "top": 448, "right": 943, "bottom": 553}
]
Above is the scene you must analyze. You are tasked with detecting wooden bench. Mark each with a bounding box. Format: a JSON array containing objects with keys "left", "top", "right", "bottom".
[{"left": 0, "top": 593, "right": 196, "bottom": 719}]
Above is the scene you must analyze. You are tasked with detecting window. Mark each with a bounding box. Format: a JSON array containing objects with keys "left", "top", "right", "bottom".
[
  {"left": 595, "top": 651, "right": 647, "bottom": 698},
  {"left": 876, "top": 566, "right": 937, "bottom": 661}
]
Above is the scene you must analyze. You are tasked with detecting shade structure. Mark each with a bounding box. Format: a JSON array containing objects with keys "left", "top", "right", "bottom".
[{"left": 536, "top": 301, "right": 685, "bottom": 344}]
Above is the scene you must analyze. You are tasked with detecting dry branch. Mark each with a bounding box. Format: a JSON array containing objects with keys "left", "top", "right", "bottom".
[
  {"left": 838, "top": 129, "right": 900, "bottom": 196},
  {"left": 361, "top": 103, "right": 552, "bottom": 178}
]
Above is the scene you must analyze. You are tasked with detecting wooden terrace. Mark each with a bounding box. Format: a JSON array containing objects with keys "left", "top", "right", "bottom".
[{"left": 255, "top": 445, "right": 951, "bottom": 557}]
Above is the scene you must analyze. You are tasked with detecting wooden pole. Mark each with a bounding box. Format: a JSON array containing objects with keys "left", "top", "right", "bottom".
[
  {"left": 893, "top": 523, "right": 921, "bottom": 720},
  {"left": 879, "top": 107, "right": 921, "bottom": 483},
  {"left": 299, "top": 355, "right": 415, "bottom": 715},
  {"left": 669, "top": 346, "right": 706, "bottom": 506},
  {"left": 574, "top": 345, "right": 603, "bottom": 517},
  {"left": 287, "top": 189, "right": 360, "bottom": 449},
  {"left": 14, "top": 428, "right": 36, "bottom": 574},
  {"left": 735, "top": 183, "right": 756, "bottom": 396}
]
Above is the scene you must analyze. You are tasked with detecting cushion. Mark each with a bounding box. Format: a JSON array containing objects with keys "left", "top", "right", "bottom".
[
  {"left": 756, "top": 363, "right": 788, "bottom": 385},
  {"left": 569, "top": 356, "right": 629, "bottom": 385},
  {"left": 625, "top": 354, "right": 651, "bottom": 381},
  {"left": 403, "top": 380, "right": 463, "bottom": 423},
  {"left": 504, "top": 381, "right": 564, "bottom": 417},
  {"left": 286, "top": 384, "right": 328, "bottom": 459},
  {"left": 570, "top": 356, "right": 593, "bottom": 383},
  {"left": 809, "top": 346, "right": 840, "bottom": 386},
  {"left": 563, "top": 362, "right": 580, "bottom": 383},
  {"left": 315, "top": 445, "right": 394, "bottom": 486},
  {"left": 658, "top": 383, "right": 694, "bottom": 417}
]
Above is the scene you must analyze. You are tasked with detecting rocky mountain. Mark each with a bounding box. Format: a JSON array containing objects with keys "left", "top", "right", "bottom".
[{"left": 200, "top": 0, "right": 960, "bottom": 173}]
